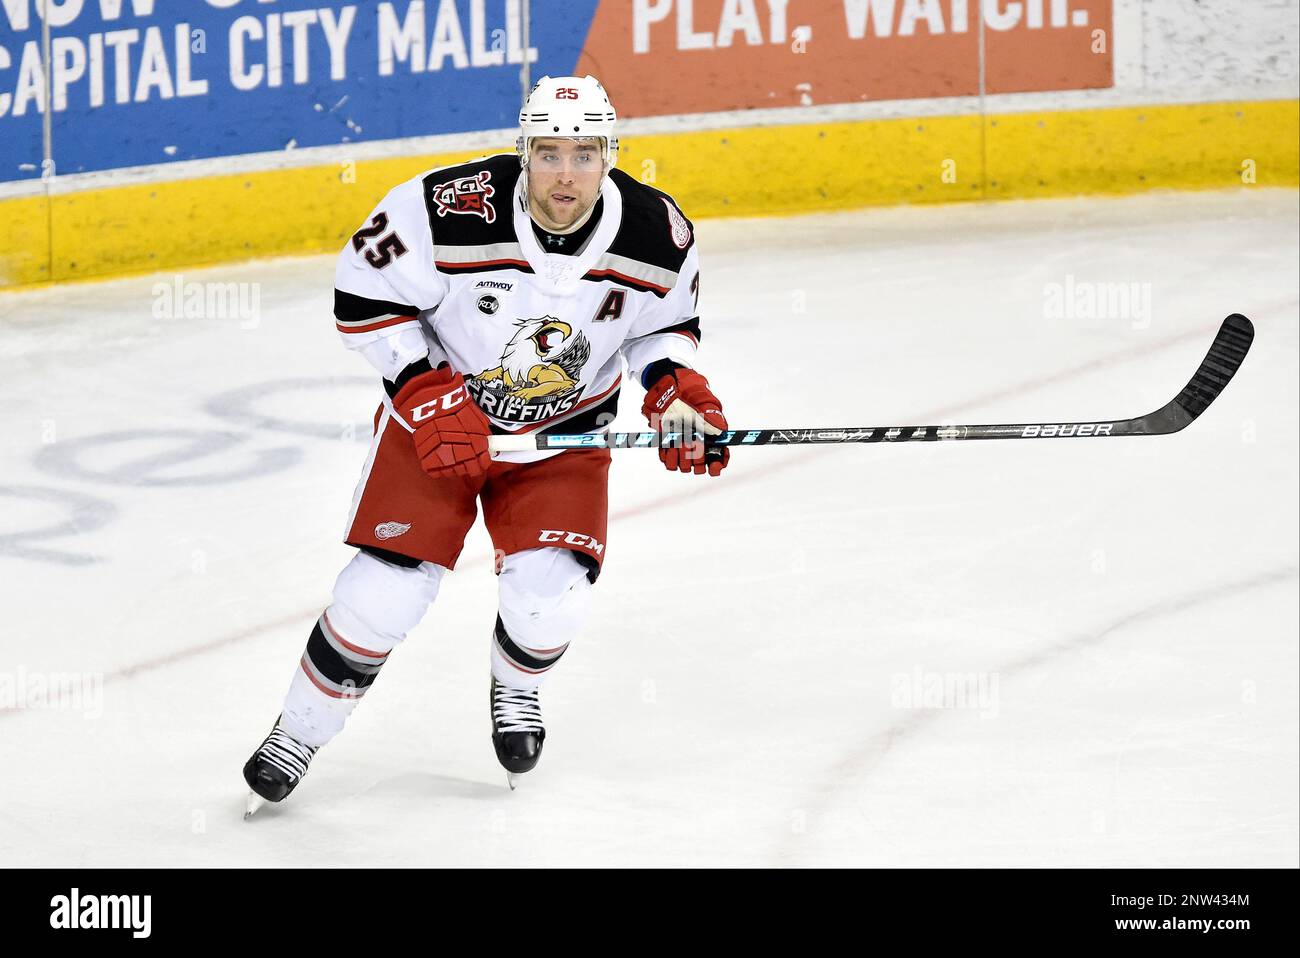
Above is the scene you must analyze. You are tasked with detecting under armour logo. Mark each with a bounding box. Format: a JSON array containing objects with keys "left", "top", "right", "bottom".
[{"left": 544, "top": 234, "right": 565, "bottom": 248}]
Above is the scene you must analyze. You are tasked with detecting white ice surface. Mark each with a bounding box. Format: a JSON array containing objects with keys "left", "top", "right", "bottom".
[{"left": 1, "top": 189, "right": 1296, "bottom": 867}]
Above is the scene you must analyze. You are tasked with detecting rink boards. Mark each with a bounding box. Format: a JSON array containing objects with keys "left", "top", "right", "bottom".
[
  {"left": 2, "top": 96, "right": 1296, "bottom": 290},
  {"left": 0, "top": 0, "right": 1296, "bottom": 288}
]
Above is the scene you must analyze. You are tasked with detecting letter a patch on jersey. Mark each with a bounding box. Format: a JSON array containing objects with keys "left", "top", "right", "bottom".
[
  {"left": 430, "top": 171, "right": 497, "bottom": 224},
  {"left": 591, "top": 289, "right": 625, "bottom": 323}
]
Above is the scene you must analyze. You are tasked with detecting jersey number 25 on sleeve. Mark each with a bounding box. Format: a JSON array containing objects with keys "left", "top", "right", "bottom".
[{"left": 351, "top": 211, "right": 409, "bottom": 270}]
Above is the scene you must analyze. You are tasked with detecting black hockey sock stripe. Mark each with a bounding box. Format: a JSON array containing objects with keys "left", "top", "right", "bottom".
[
  {"left": 572, "top": 550, "right": 601, "bottom": 585},
  {"left": 303, "top": 620, "right": 388, "bottom": 696},
  {"left": 494, "top": 615, "right": 569, "bottom": 674},
  {"left": 356, "top": 544, "right": 423, "bottom": 569}
]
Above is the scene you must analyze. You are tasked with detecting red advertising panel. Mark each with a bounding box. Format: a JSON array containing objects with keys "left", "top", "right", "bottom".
[
  {"left": 985, "top": 0, "right": 1113, "bottom": 93},
  {"left": 578, "top": 0, "right": 1112, "bottom": 117}
]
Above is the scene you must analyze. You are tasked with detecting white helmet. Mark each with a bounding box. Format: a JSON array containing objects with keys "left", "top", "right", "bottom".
[{"left": 517, "top": 75, "right": 618, "bottom": 171}]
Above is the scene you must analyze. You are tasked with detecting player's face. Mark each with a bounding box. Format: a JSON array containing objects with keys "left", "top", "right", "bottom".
[{"left": 527, "top": 138, "right": 604, "bottom": 232}]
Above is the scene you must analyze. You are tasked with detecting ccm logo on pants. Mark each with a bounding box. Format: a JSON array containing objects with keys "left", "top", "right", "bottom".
[
  {"left": 412, "top": 387, "right": 467, "bottom": 422},
  {"left": 539, "top": 530, "right": 604, "bottom": 555}
]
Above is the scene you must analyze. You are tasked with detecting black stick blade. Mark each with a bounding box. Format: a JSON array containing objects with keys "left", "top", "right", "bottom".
[{"left": 1173, "top": 314, "right": 1254, "bottom": 421}]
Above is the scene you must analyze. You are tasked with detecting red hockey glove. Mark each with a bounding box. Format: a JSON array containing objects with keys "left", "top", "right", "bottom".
[
  {"left": 641, "top": 367, "right": 729, "bottom": 477},
  {"left": 393, "top": 363, "right": 493, "bottom": 479}
]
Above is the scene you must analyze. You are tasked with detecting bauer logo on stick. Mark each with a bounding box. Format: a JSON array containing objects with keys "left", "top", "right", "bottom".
[{"left": 1021, "top": 423, "right": 1113, "bottom": 438}]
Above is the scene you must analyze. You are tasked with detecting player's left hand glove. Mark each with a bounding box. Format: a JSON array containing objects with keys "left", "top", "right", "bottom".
[{"left": 641, "top": 367, "right": 729, "bottom": 477}]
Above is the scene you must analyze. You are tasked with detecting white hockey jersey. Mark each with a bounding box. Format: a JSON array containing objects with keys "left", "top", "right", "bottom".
[{"left": 333, "top": 153, "right": 704, "bottom": 462}]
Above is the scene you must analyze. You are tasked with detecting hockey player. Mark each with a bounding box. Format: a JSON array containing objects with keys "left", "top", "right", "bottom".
[{"left": 243, "top": 75, "right": 730, "bottom": 812}]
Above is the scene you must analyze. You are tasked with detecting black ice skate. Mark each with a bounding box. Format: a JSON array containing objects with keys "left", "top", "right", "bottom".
[
  {"left": 242, "top": 718, "right": 318, "bottom": 819},
  {"left": 490, "top": 677, "right": 545, "bottom": 788}
]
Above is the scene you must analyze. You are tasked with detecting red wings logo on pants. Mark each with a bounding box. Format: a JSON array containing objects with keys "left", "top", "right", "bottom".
[{"left": 346, "top": 406, "right": 612, "bottom": 576}]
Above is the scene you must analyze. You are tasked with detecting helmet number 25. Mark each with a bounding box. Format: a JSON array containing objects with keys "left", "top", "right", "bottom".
[{"left": 555, "top": 87, "right": 579, "bottom": 99}]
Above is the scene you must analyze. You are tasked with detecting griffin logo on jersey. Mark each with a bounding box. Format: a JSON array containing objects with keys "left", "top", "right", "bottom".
[
  {"left": 430, "top": 170, "right": 497, "bottom": 224},
  {"left": 468, "top": 316, "right": 591, "bottom": 423}
]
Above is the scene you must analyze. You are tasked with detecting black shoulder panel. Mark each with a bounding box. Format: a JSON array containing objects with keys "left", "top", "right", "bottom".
[
  {"left": 606, "top": 169, "right": 695, "bottom": 273},
  {"left": 421, "top": 153, "right": 521, "bottom": 247}
]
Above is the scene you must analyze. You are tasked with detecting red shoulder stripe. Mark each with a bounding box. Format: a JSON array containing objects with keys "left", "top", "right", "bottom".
[
  {"left": 336, "top": 315, "right": 419, "bottom": 334},
  {"left": 581, "top": 268, "right": 671, "bottom": 296}
]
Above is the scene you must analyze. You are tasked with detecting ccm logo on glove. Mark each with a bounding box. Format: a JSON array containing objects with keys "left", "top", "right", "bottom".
[
  {"left": 393, "top": 364, "right": 493, "bottom": 479},
  {"left": 410, "top": 385, "right": 468, "bottom": 422}
]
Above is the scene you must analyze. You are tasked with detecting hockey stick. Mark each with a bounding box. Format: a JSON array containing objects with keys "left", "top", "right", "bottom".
[{"left": 487, "top": 314, "right": 1254, "bottom": 452}]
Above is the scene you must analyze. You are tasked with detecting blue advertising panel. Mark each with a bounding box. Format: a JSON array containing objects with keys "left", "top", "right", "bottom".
[{"left": 0, "top": 0, "right": 600, "bottom": 182}]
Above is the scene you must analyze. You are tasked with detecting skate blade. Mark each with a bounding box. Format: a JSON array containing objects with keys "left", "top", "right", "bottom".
[
  {"left": 244, "top": 791, "right": 267, "bottom": 820},
  {"left": 506, "top": 772, "right": 519, "bottom": 791}
]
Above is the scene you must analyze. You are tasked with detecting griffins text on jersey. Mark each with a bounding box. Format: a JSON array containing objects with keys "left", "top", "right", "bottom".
[{"left": 466, "top": 315, "right": 592, "bottom": 424}]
